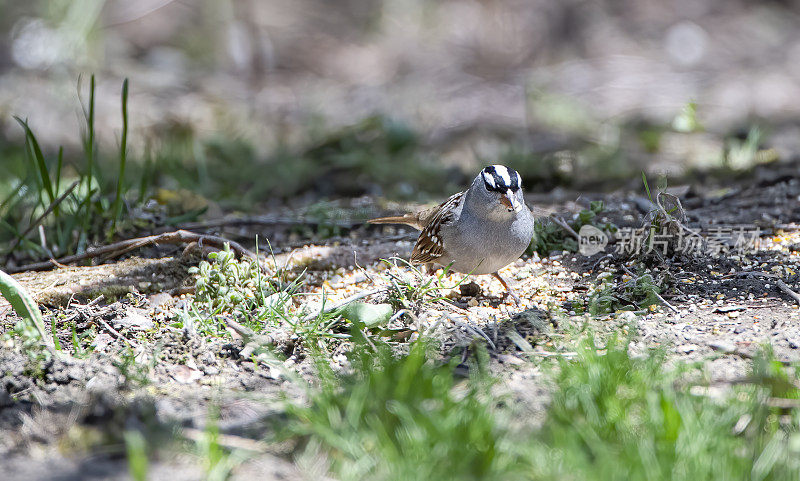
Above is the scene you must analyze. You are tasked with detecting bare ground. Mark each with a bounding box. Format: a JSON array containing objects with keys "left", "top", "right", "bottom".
[{"left": 1, "top": 164, "right": 799, "bottom": 480}]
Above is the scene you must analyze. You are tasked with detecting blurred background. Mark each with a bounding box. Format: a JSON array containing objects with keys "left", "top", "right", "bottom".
[{"left": 0, "top": 0, "right": 798, "bottom": 223}]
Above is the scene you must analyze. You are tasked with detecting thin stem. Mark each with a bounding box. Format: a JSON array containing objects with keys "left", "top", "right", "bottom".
[{"left": 111, "top": 78, "right": 129, "bottom": 236}]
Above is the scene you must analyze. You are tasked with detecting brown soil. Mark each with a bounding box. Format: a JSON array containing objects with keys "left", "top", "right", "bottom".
[{"left": 1, "top": 163, "right": 799, "bottom": 480}]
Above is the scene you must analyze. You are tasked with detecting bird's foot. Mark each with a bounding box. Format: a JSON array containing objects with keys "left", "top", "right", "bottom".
[{"left": 492, "top": 272, "right": 521, "bottom": 304}]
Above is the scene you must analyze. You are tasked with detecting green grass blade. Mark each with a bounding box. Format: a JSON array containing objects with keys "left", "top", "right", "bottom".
[
  {"left": 0, "top": 268, "right": 53, "bottom": 349},
  {"left": 54, "top": 147, "right": 63, "bottom": 218},
  {"left": 642, "top": 171, "right": 652, "bottom": 201},
  {"left": 83, "top": 74, "right": 96, "bottom": 192},
  {"left": 111, "top": 78, "right": 130, "bottom": 235},
  {"left": 80, "top": 75, "right": 97, "bottom": 236},
  {"left": 14, "top": 116, "right": 55, "bottom": 204},
  {"left": 50, "top": 317, "right": 62, "bottom": 351}
]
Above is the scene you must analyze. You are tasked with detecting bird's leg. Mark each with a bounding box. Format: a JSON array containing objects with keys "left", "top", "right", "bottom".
[{"left": 492, "top": 272, "right": 521, "bottom": 304}]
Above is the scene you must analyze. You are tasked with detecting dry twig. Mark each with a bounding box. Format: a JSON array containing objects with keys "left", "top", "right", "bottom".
[
  {"left": 550, "top": 215, "right": 580, "bottom": 240},
  {"left": 223, "top": 317, "right": 293, "bottom": 348},
  {"left": 69, "top": 295, "right": 140, "bottom": 349},
  {"left": 9, "top": 230, "right": 264, "bottom": 274},
  {"left": 97, "top": 317, "right": 140, "bottom": 349}
]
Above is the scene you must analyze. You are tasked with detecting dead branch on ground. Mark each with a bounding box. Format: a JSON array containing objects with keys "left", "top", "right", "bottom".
[{"left": 8, "top": 230, "right": 266, "bottom": 274}]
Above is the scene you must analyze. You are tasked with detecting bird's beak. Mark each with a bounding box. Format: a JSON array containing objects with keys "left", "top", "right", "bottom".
[{"left": 500, "top": 190, "right": 522, "bottom": 212}]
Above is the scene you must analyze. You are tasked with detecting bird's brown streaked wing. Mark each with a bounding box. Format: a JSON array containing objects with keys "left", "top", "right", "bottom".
[{"left": 410, "top": 191, "right": 463, "bottom": 264}]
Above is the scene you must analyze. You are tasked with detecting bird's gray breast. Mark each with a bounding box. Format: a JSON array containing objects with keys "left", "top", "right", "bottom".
[{"left": 438, "top": 209, "right": 533, "bottom": 275}]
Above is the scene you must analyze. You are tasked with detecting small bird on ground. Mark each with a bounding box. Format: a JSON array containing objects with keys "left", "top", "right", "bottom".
[{"left": 369, "top": 164, "right": 534, "bottom": 301}]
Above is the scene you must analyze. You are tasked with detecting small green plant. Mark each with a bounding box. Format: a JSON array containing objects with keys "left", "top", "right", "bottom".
[
  {"left": 183, "top": 243, "right": 388, "bottom": 346},
  {"left": 625, "top": 271, "right": 662, "bottom": 310},
  {"left": 530, "top": 200, "right": 615, "bottom": 256},
  {"left": 110, "top": 78, "right": 130, "bottom": 236},
  {"left": 183, "top": 244, "right": 300, "bottom": 336},
  {"left": 49, "top": 317, "right": 62, "bottom": 351},
  {"left": 531, "top": 218, "right": 578, "bottom": 255},
  {"left": 584, "top": 269, "right": 664, "bottom": 315},
  {"left": 69, "top": 321, "right": 95, "bottom": 358},
  {"left": 586, "top": 272, "right": 615, "bottom": 316},
  {"left": 639, "top": 173, "right": 695, "bottom": 261}
]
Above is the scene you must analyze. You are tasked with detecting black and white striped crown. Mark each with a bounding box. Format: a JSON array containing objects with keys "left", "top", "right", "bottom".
[{"left": 481, "top": 165, "right": 522, "bottom": 193}]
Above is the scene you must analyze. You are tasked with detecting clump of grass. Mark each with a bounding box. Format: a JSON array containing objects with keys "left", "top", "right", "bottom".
[
  {"left": 183, "top": 242, "right": 362, "bottom": 346},
  {"left": 181, "top": 244, "right": 394, "bottom": 348},
  {"left": 287, "top": 334, "right": 521, "bottom": 481},
  {"left": 284, "top": 330, "right": 800, "bottom": 480},
  {"left": 527, "top": 335, "right": 800, "bottom": 480},
  {"left": 1, "top": 76, "right": 137, "bottom": 264},
  {"left": 68, "top": 319, "right": 95, "bottom": 358}
]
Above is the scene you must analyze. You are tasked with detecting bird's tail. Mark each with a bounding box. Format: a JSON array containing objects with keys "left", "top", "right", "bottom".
[{"left": 367, "top": 214, "right": 422, "bottom": 230}]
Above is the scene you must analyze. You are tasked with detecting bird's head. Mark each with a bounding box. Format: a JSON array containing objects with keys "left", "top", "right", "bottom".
[{"left": 473, "top": 164, "right": 525, "bottom": 215}]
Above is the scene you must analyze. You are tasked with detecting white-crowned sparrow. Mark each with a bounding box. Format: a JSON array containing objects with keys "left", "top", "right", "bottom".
[{"left": 369, "top": 164, "right": 534, "bottom": 300}]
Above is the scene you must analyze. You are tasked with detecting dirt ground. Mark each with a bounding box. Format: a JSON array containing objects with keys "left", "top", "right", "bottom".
[{"left": 1, "top": 161, "right": 799, "bottom": 480}]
